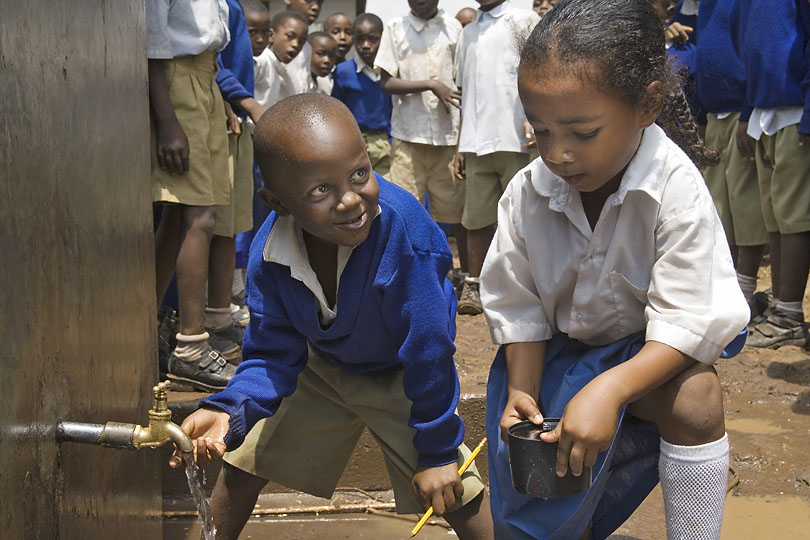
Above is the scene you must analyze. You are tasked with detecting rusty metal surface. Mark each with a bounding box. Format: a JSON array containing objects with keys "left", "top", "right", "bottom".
[{"left": 0, "top": 1, "right": 161, "bottom": 538}]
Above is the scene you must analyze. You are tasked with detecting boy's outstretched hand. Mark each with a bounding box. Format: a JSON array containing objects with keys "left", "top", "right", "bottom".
[
  {"left": 540, "top": 378, "right": 621, "bottom": 478},
  {"left": 412, "top": 463, "right": 464, "bottom": 516},
  {"left": 169, "top": 407, "right": 230, "bottom": 468},
  {"left": 428, "top": 80, "right": 462, "bottom": 113}
]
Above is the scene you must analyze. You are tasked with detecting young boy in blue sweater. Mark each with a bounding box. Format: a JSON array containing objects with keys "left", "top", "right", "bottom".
[
  {"left": 695, "top": 0, "right": 767, "bottom": 323},
  {"left": 331, "top": 13, "right": 393, "bottom": 177},
  {"left": 171, "top": 94, "right": 493, "bottom": 540},
  {"left": 738, "top": 0, "right": 810, "bottom": 349}
]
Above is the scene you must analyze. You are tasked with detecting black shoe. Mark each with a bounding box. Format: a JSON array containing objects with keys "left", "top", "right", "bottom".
[
  {"left": 167, "top": 346, "right": 236, "bottom": 392},
  {"left": 208, "top": 323, "right": 244, "bottom": 364}
]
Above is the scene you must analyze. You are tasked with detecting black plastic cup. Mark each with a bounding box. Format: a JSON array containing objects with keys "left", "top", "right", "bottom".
[{"left": 507, "top": 419, "right": 592, "bottom": 498}]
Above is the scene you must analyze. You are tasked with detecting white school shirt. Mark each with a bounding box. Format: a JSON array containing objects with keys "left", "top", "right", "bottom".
[
  {"left": 307, "top": 75, "right": 334, "bottom": 95},
  {"left": 480, "top": 124, "right": 749, "bottom": 365},
  {"left": 285, "top": 42, "right": 315, "bottom": 96},
  {"left": 746, "top": 106, "right": 803, "bottom": 140},
  {"left": 355, "top": 56, "right": 381, "bottom": 82},
  {"left": 146, "top": 0, "right": 230, "bottom": 59},
  {"left": 374, "top": 10, "right": 462, "bottom": 146},
  {"left": 455, "top": 2, "right": 539, "bottom": 156},
  {"left": 262, "top": 208, "right": 381, "bottom": 325}
]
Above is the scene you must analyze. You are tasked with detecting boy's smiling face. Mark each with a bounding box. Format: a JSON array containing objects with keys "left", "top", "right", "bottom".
[
  {"left": 271, "top": 18, "right": 309, "bottom": 64},
  {"left": 258, "top": 107, "right": 379, "bottom": 248},
  {"left": 310, "top": 36, "right": 338, "bottom": 77},
  {"left": 245, "top": 11, "right": 271, "bottom": 56}
]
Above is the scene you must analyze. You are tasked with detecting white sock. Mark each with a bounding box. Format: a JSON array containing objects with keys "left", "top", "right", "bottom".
[
  {"left": 736, "top": 273, "right": 757, "bottom": 303},
  {"left": 659, "top": 433, "right": 729, "bottom": 540},
  {"left": 174, "top": 332, "right": 210, "bottom": 361}
]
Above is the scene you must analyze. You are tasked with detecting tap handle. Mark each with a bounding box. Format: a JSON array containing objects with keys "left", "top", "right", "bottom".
[{"left": 152, "top": 381, "right": 172, "bottom": 407}]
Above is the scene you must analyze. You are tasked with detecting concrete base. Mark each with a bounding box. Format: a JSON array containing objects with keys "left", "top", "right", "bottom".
[{"left": 162, "top": 391, "right": 488, "bottom": 502}]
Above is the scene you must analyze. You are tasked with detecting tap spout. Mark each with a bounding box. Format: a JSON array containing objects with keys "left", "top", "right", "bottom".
[{"left": 55, "top": 381, "right": 193, "bottom": 454}]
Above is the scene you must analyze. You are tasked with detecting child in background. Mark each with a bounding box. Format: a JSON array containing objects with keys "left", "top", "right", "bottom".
[
  {"left": 253, "top": 11, "right": 309, "bottom": 112},
  {"left": 453, "top": 0, "right": 539, "bottom": 315},
  {"left": 146, "top": 0, "right": 237, "bottom": 390},
  {"left": 695, "top": 0, "right": 767, "bottom": 323},
  {"left": 740, "top": 0, "right": 810, "bottom": 349},
  {"left": 332, "top": 13, "right": 393, "bottom": 177},
  {"left": 171, "top": 94, "right": 494, "bottom": 540},
  {"left": 284, "top": 0, "right": 326, "bottom": 94},
  {"left": 325, "top": 12, "right": 354, "bottom": 65},
  {"left": 307, "top": 31, "right": 338, "bottom": 94},
  {"left": 532, "top": 0, "right": 558, "bottom": 18},
  {"left": 481, "top": 1, "right": 748, "bottom": 538},
  {"left": 455, "top": 7, "right": 477, "bottom": 27},
  {"left": 375, "top": 0, "right": 469, "bottom": 289},
  {"left": 208, "top": 0, "right": 269, "bottom": 365}
]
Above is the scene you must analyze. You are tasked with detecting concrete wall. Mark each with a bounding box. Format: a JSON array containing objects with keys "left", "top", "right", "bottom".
[{"left": 0, "top": 1, "right": 162, "bottom": 538}]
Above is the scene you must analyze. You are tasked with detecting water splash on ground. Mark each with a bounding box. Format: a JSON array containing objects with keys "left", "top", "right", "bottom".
[{"left": 182, "top": 452, "right": 217, "bottom": 540}]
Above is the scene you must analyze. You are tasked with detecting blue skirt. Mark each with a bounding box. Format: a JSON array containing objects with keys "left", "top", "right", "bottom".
[
  {"left": 486, "top": 332, "right": 660, "bottom": 540},
  {"left": 486, "top": 329, "right": 746, "bottom": 539}
]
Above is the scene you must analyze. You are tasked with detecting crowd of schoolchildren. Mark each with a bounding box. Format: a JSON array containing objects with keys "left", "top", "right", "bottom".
[{"left": 146, "top": 0, "right": 809, "bottom": 538}]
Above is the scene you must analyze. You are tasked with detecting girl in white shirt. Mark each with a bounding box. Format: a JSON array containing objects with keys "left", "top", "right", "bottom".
[{"left": 480, "top": 1, "right": 748, "bottom": 538}]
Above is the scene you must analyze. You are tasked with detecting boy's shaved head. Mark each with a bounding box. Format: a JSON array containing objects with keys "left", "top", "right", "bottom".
[{"left": 254, "top": 94, "right": 361, "bottom": 187}]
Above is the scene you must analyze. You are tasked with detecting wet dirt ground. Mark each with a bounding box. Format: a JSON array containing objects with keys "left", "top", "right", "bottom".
[{"left": 165, "top": 263, "right": 810, "bottom": 539}]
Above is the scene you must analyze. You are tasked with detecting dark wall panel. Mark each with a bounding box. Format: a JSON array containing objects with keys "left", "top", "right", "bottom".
[{"left": 0, "top": 1, "right": 162, "bottom": 538}]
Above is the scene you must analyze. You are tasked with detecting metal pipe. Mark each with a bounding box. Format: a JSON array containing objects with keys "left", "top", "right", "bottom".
[{"left": 56, "top": 421, "right": 137, "bottom": 450}]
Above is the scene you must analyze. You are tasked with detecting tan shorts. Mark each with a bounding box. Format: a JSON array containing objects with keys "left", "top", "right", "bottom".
[
  {"left": 756, "top": 123, "right": 810, "bottom": 234},
  {"left": 224, "top": 347, "right": 486, "bottom": 515},
  {"left": 151, "top": 52, "right": 229, "bottom": 207},
  {"left": 703, "top": 112, "right": 768, "bottom": 246},
  {"left": 363, "top": 131, "right": 391, "bottom": 178},
  {"left": 461, "top": 151, "right": 529, "bottom": 230},
  {"left": 389, "top": 139, "right": 465, "bottom": 223},
  {"left": 214, "top": 124, "right": 254, "bottom": 237}
]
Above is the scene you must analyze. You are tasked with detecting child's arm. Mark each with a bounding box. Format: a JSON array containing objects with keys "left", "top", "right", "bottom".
[
  {"left": 169, "top": 407, "right": 230, "bottom": 467},
  {"left": 541, "top": 341, "right": 694, "bottom": 476},
  {"left": 412, "top": 464, "right": 464, "bottom": 516},
  {"left": 148, "top": 59, "right": 189, "bottom": 175},
  {"left": 499, "top": 341, "right": 547, "bottom": 440},
  {"left": 378, "top": 71, "right": 461, "bottom": 112}
]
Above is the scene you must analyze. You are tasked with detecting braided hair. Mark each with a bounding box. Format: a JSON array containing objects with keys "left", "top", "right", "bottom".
[{"left": 519, "top": 0, "right": 718, "bottom": 168}]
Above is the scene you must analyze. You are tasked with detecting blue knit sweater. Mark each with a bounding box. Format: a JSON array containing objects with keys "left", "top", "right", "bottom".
[
  {"left": 695, "top": 0, "right": 745, "bottom": 114},
  {"left": 200, "top": 177, "right": 464, "bottom": 467},
  {"left": 216, "top": 0, "right": 254, "bottom": 108},
  {"left": 331, "top": 59, "right": 392, "bottom": 133},
  {"left": 738, "top": 0, "right": 810, "bottom": 132}
]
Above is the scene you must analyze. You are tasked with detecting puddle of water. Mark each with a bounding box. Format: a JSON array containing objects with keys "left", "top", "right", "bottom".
[
  {"left": 725, "top": 417, "right": 788, "bottom": 435},
  {"left": 721, "top": 496, "right": 810, "bottom": 539},
  {"left": 182, "top": 452, "right": 217, "bottom": 540}
]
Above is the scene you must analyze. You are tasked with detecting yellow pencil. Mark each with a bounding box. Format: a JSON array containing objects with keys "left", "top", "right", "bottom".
[{"left": 410, "top": 437, "right": 488, "bottom": 537}]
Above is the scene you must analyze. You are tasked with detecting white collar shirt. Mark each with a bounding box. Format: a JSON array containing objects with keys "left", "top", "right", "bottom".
[
  {"left": 480, "top": 124, "right": 749, "bottom": 364},
  {"left": 746, "top": 106, "right": 803, "bottom": 140},
  {"left": 263, "top": 207, "right": 382, "bottom": 325},
  {"left": 455, "top": 2, "right": 538, "bottom": 155},
  {"left": 374, "top": 10, "right": 462, "bottom": 146},
  {"left": 355, "top": 56, "right": 380, "bottom": 82},
  {"left": 253, "top": 48, "right": 284, "bottom": 109},
  {"left": 285, "top": 41, "right": 315, "bottom": 95},
  {"left": 146, "top": 0, "right": 230, "bottom": 59}
]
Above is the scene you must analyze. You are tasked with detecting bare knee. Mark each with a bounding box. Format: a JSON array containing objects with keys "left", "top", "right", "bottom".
[
  {"left": 657, "top": 363, "right": 725, "bottom": 445},
  {"left": 182, "top": 205, "right": 217, "bottom": 237}
]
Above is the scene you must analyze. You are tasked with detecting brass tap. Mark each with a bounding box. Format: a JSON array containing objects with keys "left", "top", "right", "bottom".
[{"left": 132, "top": 381, "right": 194, "bottom": 454}]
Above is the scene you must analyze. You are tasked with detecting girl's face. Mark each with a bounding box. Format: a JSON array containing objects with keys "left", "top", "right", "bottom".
[{"left": 519, "top": 61, "right": 661, "bottom": 193}]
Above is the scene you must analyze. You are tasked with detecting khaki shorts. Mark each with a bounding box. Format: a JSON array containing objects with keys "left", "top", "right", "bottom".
[
  {"left": 151, "top": 52, "right": 229, "bottom": 207},
  {"left": 756, "top": 123, "right": 810, "bottom": 234},
  {"left": 703, "top": 112, "right": 768, "bottom": 246},
  {"left": 224, "top": 347, "right": 485, "bottom": 515},
  {"left": 389, "top": 139, "right": 465, "bottom": 224},
  {"left": 461, "top": 151, "right": 529, "bottom": 230},
  {"left": 214, "top": 124, "right": 255, "bottom": 237},
  {"left": 363, "top": 131, "right": 391, "bottom": 178}
]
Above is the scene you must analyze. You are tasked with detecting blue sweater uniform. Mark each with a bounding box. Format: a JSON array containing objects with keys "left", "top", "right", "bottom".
[
  {"left": 216, "top": 0, "right": 254, "bottom": 110},
  {"left": 201, "top": 177, "right": 465, "bottom": 467},
  {"left": 737, "top": 0, "right": 810, "bottom": 133},
  {"left": 696, "top": 0, "right": 746, "bottom": 114},
  {"left": 331, "top": 59, "right": 392, "bottom": 133}
]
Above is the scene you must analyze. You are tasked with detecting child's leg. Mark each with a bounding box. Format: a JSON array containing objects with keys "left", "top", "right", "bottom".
[
  {"left": 442, "top": 490, "right": 494, "bottom": 540},
  {"left": 207, "top": 462, "right": 268, "bottom": 540},
  {"left": 628, "top": 362, "right": 728, "bottom": 540},
  {"left": 175, "top": 205, "right": 216, "bottom": 335},
  {"left": 155, "top": 204, "right": 183, "bottom": 306}
]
